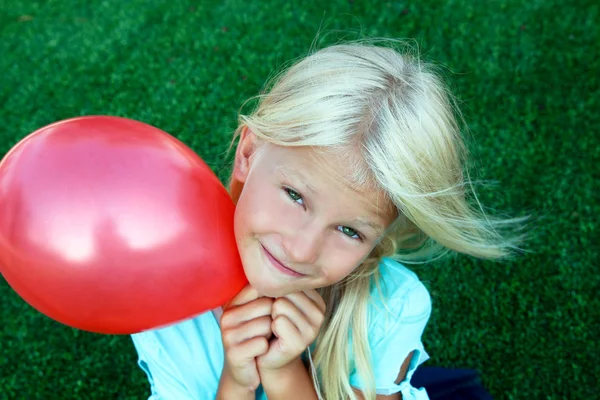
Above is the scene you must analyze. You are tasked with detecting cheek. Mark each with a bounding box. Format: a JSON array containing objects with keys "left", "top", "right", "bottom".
[
  {"left": 320, "top": 247, "right": 371, "bottom": 284},
  {"left": 233, "top": 205, "right": 246, "bottom": 247},
  {"left": 237, "top": 188, "right": 297, "bottom": 235},
  {"left": 233, "top": 184, "right": 286, "bottom": 241},
  {"left": 233, "top": 187, "right": 257, "bottom": 248}
]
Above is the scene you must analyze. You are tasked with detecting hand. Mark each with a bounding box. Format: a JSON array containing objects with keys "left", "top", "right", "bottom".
[
  {"left": 220, "top": 285, "right": 274, "bottom": 391},
  {"left": 257, "top": 290, "right": 326, "bottom": 372}
]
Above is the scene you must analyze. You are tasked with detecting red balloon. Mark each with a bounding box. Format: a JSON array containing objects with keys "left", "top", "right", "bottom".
[{"left": 0, "top": 116, "right": 247, "bottom": 334}]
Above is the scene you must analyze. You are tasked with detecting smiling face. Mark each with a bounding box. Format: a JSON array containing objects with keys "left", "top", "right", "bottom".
[{"left": 231, "top": 129, "right": 396, "bottom": 297}]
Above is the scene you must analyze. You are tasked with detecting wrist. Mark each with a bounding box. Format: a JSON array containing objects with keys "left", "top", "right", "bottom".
[
  {"left": 258, "top": 355, "right": 303, "bottom": 377},
  {"left": 217, "top": 369, "right": 255, "bottom": 400},
  {"left": 259, "top": 356, "right": 318, "bottom": 400}
]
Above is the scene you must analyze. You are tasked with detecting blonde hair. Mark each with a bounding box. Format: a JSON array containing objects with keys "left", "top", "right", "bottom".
[{"left": 228, "top": 39, "right": 530, "bottom": 400}]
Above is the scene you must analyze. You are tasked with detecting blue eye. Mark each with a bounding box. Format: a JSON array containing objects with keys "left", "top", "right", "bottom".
[
  {"left": 284, "top": 187, "right": 304, "bottom": 205},
  {"left": 338, "top": 226, "right": 361, "bottom": 240}
]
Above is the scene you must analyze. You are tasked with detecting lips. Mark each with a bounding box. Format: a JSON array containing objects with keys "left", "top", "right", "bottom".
[{"left": 260, "top": 243, "right": 305, "bottom": 277}]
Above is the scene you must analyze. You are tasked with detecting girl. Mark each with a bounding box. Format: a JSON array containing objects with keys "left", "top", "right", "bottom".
[{"left": 131, "top": 40, "right": 526, "bottom": 400}]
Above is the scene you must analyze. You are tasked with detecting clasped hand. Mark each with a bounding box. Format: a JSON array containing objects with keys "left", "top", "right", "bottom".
[{"left": 219, "top": 285, "right": 326, "bottom": 391}]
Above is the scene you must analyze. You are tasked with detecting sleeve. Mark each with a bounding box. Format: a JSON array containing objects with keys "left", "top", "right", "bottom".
[
  {"left": 349, "top": 281, "right": 432, "bottom": 399},
  {"left": 131, "top": 332, "right": 196, "bottom": 400}
]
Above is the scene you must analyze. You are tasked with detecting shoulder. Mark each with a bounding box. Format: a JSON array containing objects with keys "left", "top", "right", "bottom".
[
  {"left": 130, "top": 311, "right": 225, "bottom": 393},
  {"left": 349, "top": 259, "right": 432, "bottom": 395},
  {"left": 132, "top": 311, "right": 220, "bottom": 352},
  {"left": 364, "top": 258, "right": 432, "bottom": 349},
  {"left": 372, "top": 257, "right": 432, "bottom": 321}
]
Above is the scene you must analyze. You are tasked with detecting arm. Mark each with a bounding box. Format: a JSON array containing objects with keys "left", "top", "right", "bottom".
[
  {"left": 216, "top": 370, "right": 255, "bottom": 400},
  {"left": 353, "top": 389, "right": 401, "bottom": 400},
  {"left": 352, "top": 351, "right": 415, "bottom": 400},
  {"left": 259, "top": 356, "right": 319, "bottom": 400},
  {"left": 217, "top": 285, "right": 275, "bottom": 398},
  {"left": 256, "top": 290, "right": 326, "bottom": 399}
]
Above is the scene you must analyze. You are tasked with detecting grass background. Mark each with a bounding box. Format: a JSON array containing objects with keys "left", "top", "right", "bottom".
[{"left": 0, "top": 0, "right": 598, "bottom": 399}]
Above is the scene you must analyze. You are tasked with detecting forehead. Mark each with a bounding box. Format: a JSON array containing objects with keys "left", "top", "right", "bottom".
[{"left": 259, "top": 144, "right": 395, "bottom": 222}]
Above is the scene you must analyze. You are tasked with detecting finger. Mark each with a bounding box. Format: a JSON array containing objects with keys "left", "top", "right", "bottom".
[
  {"left": 222, "top": 316, "right": 272, "bottom": 348},
  {"left": 302, "top": 289, "right": 327, "bottom": 313},
  {"left": 227, "top": 336, "right": 269, "bottom": 367},
  {"left": 279, "top": 292, "right": 325, "bottom": 329},
  {"left": 272, "top": 297, "right": 320, "bottom": 341},
  {"left": 271, "top": 315, "right": 304, "bottom": 354},
  {"left": 221, "top": 297, "right": 273, "bottom": 328},
  {"left": 224, "top": 285, "right": 261, "bottom": 308}
]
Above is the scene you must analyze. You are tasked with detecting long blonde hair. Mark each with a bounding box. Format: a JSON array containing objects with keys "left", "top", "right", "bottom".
[{"left": 228, "top": 39, "right": 530, "bottom": 400}]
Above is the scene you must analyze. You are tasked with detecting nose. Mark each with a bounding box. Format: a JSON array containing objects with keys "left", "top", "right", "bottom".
[{"left": 281, "top": 219, "right": 323, "bottom": 265}]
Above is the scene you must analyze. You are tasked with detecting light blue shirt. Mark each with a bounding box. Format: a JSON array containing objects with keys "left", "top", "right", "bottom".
[{"left": 131, "top": 258, "right": 431, "bottom": 399}]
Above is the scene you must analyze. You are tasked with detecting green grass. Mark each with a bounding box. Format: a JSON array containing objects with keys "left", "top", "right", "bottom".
[{"left": 0, "top": 0, "right": 598, "bottom": 399}]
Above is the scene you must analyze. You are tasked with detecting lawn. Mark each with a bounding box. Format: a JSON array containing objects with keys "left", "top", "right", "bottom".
[{"left": 0, "top": 1, "right": 597, "bottom": 399}]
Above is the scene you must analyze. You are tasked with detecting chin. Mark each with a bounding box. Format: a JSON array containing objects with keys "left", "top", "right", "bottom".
[
  {"left": 238, "top": 244, "right": 283, "bottom": 297},
  {"left": 245, "top": 272, "right": 290, "bottom": 298}
]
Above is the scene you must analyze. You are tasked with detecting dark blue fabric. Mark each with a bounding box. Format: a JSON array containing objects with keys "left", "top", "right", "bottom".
[{"left": 411, "top": 367, "right": 493, "bottom": 400}]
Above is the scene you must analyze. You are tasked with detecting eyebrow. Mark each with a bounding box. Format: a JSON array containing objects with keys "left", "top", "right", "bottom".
[
  {"left": 352, "top": 217, "right": 385, "bottom": 234},
  {"left": 277, "top": 166, "right": 318, "bottom": 194}
]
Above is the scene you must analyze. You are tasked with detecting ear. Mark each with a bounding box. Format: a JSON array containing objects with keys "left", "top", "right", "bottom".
[{"left": 233, "top": 126, "right": 258, "bottom": 183}]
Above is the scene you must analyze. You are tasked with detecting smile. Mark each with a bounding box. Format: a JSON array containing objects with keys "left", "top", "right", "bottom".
[{"left": 260, "top": 243, "right": 305, "bottom": 277}]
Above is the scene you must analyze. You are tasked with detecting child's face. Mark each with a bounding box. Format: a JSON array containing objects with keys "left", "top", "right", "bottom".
[{"left": 232, "top": 130, "right": 395, "bottom": 297}]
